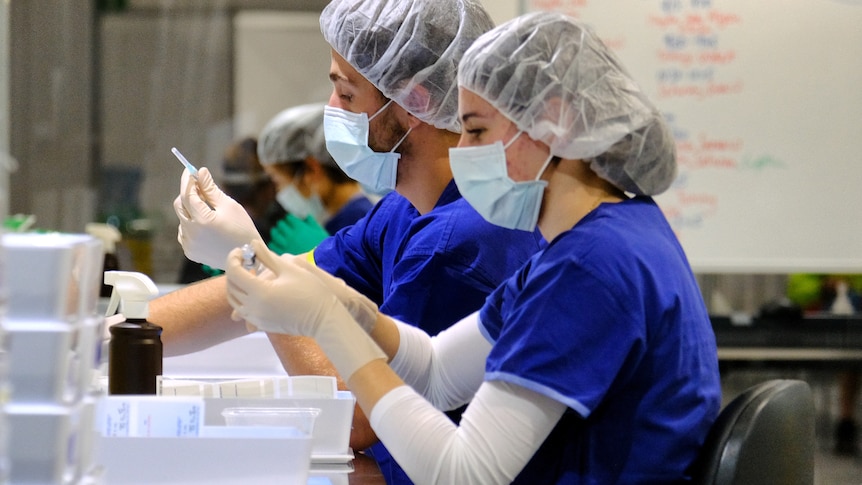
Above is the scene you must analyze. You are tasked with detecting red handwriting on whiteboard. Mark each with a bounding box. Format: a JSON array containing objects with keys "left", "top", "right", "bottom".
[
  {"left": 650, "top": 4, "right": 743, "bottom": 100},
  {"left": 659, "top": 188, "right": 720, "bottom": 233},
  {"left": 674, "top": 134, "right": 744, "bottom": 169},
  {"left": 657, "top": 81, "right": 744, "bottom": 100},
  {"left": 676, "top": 190, "right": 719, "bottom": 211},
  {"left": 529, "top": 0, "right": 587, "bottom": 17}
]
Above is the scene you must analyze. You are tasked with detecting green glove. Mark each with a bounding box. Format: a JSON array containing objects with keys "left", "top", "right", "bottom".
[
  {"left": 201, "top": 264, "right": 224, "bottom": 277},
  {"left": 267, "top": 214, "right": 329, "bottom": 255}
]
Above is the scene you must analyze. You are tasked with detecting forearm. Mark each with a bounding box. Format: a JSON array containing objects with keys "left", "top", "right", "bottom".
[
  {"left": 387, "top": 312, "right": 488, "bottom": 410},
  {"left": 267, "top": 332, "right": 379, "bottom": 450},
  {"left": 149, "top": 276, "right": 248, "bottom": 357},
  {"left": 365, "top": 379, "right": 566, "bottom": 484},
  {"left": 368, "top": 312, "right": 401, "bottom": 358}
]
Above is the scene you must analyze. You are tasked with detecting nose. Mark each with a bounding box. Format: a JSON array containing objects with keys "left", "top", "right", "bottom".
[
  {"left": 327, "top": 90, "right": 342, "bottom": 109},
  {"left": 456, "top": 133, "right": 469, "bottom": 148}
]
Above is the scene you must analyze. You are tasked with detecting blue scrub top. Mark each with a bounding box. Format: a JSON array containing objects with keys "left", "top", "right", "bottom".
[
  {"left": 313, "top": 180, "right": 545, "bottom": 484},
  {"left": 314, "top": 180, "right": 545, "bottom": 336},
  {"left": 480, "top": 197, "right": 721, "bottom": 484},
  {"left": 324, "top": 194, "right": 374, "bottom": 235}
]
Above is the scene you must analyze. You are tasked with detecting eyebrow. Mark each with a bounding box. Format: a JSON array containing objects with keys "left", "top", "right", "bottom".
[{"left": 460, "top": 112, "right": 481, "bottom": 124}]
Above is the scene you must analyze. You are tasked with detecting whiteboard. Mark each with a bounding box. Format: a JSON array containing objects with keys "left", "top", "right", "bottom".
[{"left": 522, "top": 0, "right": 862, "bottom": 273}]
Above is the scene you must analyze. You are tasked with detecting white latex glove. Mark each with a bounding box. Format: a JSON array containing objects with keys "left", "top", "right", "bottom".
[
  {"left": 291, "top": 257, "right": 379, "bottom": 333},
  {"left": 225, "top": 239, "right": 386, "bottom": 381},
  {"left": 173, "top": 167, "right": 262, "bottom": 269}
]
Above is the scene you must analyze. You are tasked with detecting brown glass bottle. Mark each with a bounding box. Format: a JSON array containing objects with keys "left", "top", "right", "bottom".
[{"left": 108, "top": 319, "right": 163, "bottom": 395}]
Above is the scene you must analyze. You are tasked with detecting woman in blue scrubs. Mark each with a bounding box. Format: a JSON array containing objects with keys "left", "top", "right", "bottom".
[{"left": 226, "top": 12, "right": 721, "bottom": 484}]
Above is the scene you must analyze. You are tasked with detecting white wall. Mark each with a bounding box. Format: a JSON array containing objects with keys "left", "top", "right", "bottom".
[
  {"left": 232, "top": 1, "right": 525, "bottom": 140},
  {"left": 233, "top": 12, "right": 332, "bottom": 139}
]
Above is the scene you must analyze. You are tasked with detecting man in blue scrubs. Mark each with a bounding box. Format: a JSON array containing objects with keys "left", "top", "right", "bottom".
[{"left": 157, "top": 0, "right": 544, "bottom": 482}]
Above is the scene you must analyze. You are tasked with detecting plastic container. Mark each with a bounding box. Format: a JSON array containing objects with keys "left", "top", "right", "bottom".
[
  {"left": 205, "top": 392, "right": 355, "bottom": 460},
  {"left": 5, "top": 402, "right": 86, "bottom": 484},
  {"left": 2, "top": 233, "right": 103, "bottom": 322},
  {"left": 95, "top": 426, "right": 314, "bottom": 485},
  {"left": 221, "top": 407, "right": 319, "bottom": 436},
  {"left": 4, "top": 322, "right": 75, "bottom": 404}
]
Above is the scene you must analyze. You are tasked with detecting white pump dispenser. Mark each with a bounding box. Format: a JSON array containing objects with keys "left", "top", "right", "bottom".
[{"left": 104, "top": 270, "right": 158, "bottom": 319}]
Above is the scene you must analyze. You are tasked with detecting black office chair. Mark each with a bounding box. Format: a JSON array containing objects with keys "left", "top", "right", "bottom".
[{"left": 690, "top": 379, "right": 816, "bottom": 485}]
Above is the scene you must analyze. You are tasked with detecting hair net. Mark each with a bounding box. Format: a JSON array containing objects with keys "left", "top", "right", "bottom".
[
  {"left": 320, "top": 0, "right": 495, "bottom": 133},
  {"left": 458, "top": 12, "right": 677, "bottom": 195},
  {"left": 257, "top": 103, "right": 335, "bottom": 167}
]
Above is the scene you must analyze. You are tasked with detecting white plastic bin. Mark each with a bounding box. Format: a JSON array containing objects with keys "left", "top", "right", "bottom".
[
  {"left": 95, "top": 426, "right": 314, "bottom": 485},
  {"left": 204, "top": 393, "right": 355, "bottom": 462},
  {"left": 5, "top": 402, "right": 87, "bottom": 484},
  {"left": 4, "top": 322, "right": 75, "bottom": 404}
]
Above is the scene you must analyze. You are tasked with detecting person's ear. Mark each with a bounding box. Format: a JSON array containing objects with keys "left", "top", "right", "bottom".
[
  {"left": 527, "top": 95, "right": 566, "bottom": 148},
  {"left": 400, "top": 84, "right": 431, "bottom": 130},
  {"left": 404, "top": 110, "right": 422, "bottom": 130},
  {"left": 302, "top": 157, "right": 325, "bottom": 187}
]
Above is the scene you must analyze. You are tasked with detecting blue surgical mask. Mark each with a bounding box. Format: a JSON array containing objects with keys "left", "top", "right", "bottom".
[
  {"left": 276, "top": 183, "right": 329, "bottom": 224},
  {"left": 449, "top": 131, "right": 554, "bottom": 232},
  {"left": 323, "top": 101, "right": 412, "bottom": 194}
]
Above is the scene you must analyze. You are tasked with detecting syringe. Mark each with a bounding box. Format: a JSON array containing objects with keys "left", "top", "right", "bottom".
[
  {"left": 171, "top": 147, "right": 200, "bottom": 180},
  {"left": 171, "top": 147, "right": 214, "bottom": 209}
]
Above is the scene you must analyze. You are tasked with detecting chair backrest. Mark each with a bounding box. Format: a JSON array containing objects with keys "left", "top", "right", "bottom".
[{"left": 690, "top": 379, "right": 815, "bottom": 485}]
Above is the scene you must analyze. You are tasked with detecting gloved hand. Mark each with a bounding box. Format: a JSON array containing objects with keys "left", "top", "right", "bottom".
[
  {"left": 291, "top": 257, "right": 378, "bottom": 333},
  {"left": 174, "top": 167, "right": 262, "bottom": 269},
  {"left": 201, "top": 264, "right": 224, "bottom": 277},
  {"left": 267, "top": 214, "right": 330, "bottom": 255},
  {"left": 225, "top": 239, "right": 386, "bottom": 381}
]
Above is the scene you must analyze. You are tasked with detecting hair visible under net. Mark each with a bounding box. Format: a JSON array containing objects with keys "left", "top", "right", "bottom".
[
  {"left": 320, "top": 0, "right": 495, "bottom": 133},
  {"left": 458, "top": 12, "right": 677, "bottom": 195},
  {"left": 257, "top": 103, "right": 335, "bottom": 168},
  {"left": 222, "top": 137, "right": 265, "bottom": 185},
  {"left": 221, "top": 137, "right": 271, "bottom": 203}
]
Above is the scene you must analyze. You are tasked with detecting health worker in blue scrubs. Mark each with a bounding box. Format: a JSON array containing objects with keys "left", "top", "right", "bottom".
[
  {"left": 160, "top": 0, "right": 543, "bottom": 481},
  {"left": 225, "top": 12, "right": 722, "bottom": 484},
  {"left": 282, "top": 0, "right": 543, "bottom": 481}
]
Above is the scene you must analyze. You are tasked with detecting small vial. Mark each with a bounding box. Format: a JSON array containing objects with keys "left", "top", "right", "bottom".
[{"left": 241, "top": 243, "right": 256, "bottom": 271}]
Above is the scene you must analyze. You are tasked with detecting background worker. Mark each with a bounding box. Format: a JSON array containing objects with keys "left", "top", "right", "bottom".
[{"left": 256, "top": 102, "right": 373, "bottom": 256}]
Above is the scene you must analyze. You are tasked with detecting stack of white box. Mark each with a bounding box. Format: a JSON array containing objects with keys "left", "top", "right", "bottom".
[{"left": 1, "top": 233, "right": 106, "bottom": 485}]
